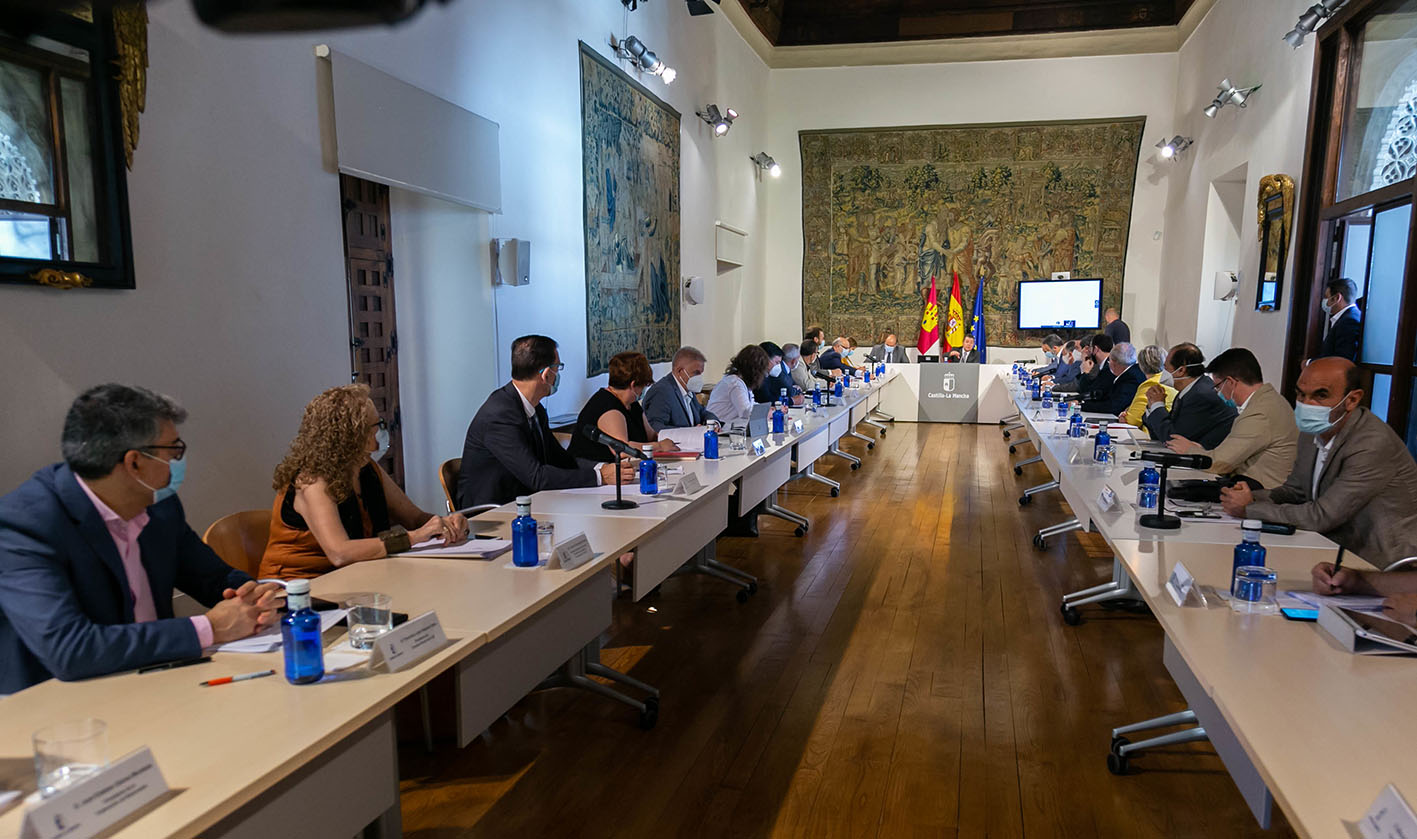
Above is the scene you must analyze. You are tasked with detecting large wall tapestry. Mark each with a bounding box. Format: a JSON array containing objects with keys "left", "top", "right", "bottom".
[
  {"left": 580, "top": 42, "right": 681, "bottom": 377},
  {"left": 801, "top": 118, "right": 1146, "bottom": 348}
]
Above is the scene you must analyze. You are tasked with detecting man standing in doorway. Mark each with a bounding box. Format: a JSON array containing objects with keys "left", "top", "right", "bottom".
[{"left": 1103, "top": 307, "right": 1130, "bottom": 345}]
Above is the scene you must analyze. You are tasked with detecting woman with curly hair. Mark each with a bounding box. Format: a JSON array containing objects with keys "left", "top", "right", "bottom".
[
  {"left": 705, "top": 344, "right": 771, "bottom": 424},
  {"left": 258, "top": 384, "right": 467, "bottom": 580}
]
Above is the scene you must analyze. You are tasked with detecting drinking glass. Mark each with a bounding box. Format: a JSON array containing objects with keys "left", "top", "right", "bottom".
[
  {"left": 34, "top": 718, "right": 107, "bottom": 798},
  {"left": 345, "top": 592, "right": 393, "bottom": 649},
  {"left": 1230, "top": 566, "right": 1279, "bottom": 615},
  {"left": 536, "top": 522, "right": 556, "bottom": 563}
]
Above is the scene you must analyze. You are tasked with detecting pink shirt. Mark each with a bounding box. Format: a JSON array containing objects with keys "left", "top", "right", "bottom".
[{"left": 76, "top": 479, "right": 213, "bottom": 648}]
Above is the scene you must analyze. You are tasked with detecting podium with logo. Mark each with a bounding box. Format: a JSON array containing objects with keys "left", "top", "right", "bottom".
[{"left": 876, "top": 363, "right": 1014, "bottom": 423}]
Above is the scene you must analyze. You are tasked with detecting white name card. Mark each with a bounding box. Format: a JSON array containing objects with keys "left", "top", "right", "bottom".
[
  {"left": 1096, "top": 486, "right": 1118, "bottom": 512},
  {"left": 549, "top": 532, "right": 596, "bottom": 571},
  {"left": 22, "top": 747, "right": 168, "bottom": 839},
  {"left": 1360, "top": 784, "right": 1417, "bottom": 839},
  {"left": 673, "top": 472, "right": 703, "bottom": 497},
  {"left": 751, "top": 439, "right": 766, "bottom": 456},
  {"left": 369, "top": 611, "right": 448, "bottom": 673},
  {"left": 792, "top": 419, "right": 804, "bottom": 434},
  {"left": 1165, "top": 561, "right": 1201, "bottom": 607}
]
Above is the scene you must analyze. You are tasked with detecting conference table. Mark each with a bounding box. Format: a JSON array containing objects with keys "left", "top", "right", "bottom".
[
  {"left": 1004, "top": 383, "right": 1415, "bottom": 838},
  {"left": 0, "top": 372, "right": 897, "bottom": 839}
]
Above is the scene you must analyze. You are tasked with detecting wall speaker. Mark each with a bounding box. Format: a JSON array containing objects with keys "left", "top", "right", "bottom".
[{"left": 492, "top": 239, "right": 531, "bottom": 286}]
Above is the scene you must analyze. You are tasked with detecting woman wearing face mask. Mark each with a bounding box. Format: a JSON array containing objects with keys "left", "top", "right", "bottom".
[
  {"left": 569, "top": 351, "right": 678, "bottom": 462},
  {"left": 258, "top": 384, "right": 467, "bottom": 580},
  {"left": 706, "top": 344, "right": 773, "bottom": 424}
]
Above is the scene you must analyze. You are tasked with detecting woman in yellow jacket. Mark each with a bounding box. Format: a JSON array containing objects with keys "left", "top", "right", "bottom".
[{"left": 1122, "top": 344, "right": 1175, "bottom": 426}]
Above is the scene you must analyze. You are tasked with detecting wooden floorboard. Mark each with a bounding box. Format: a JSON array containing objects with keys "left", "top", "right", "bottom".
[{"left": 396, "top": 422, "right": 1296, "bottom": 839}]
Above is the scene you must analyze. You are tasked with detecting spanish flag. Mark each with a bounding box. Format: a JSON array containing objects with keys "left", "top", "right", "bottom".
[
  {"left": 917, "top": 275, "right": 939, "bottom": 353},
  {"left": 943, "top": 272, "right": 966, "bottom": 353}
]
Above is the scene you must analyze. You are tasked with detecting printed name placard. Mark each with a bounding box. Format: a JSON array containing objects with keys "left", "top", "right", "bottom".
[
  {"left": 549, "top": 532, "right": 596, "bottom": 571},
  {"left": 1096, "top": 486, "right": 1118, "bottom": 512},
  {"left": 792, "top": 419, "right": 804, "bottom": 434},
  {"left": 369, "top": 611, "right": 448, "bottom": 673},
  {"left": 1165, "top": 561, "right": 1200, "bottom": 607},
  {"left": 22, "top": 747, "right": 168, "bottom": 839},
  {"left": 751, "top": 439, "right": 766, "bottom": 457},
  {"left": 1360, "top": 784, "right": 1417, "bottom": 839},
  {"left": 673, "top": 472, "right": 703, "bottom": 497}
]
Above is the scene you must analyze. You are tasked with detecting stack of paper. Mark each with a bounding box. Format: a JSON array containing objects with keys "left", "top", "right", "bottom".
[
  {"left": 404, "top": 539, "right": 513, "bottom": 560},
  {"left": 213, "top": 609, "right": 348, "bottom": 654},
  {"left": 1279, "top": 590, "right": 1386, "bottom": 614},
  {"left": 657, "top": 426, "right": 708, "bottom": 453}
]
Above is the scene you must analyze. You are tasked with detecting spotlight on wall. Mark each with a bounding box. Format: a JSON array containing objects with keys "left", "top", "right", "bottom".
[
  {"left": 697, "top": 105, "right": 738, "bottom": 136},
  {"left": 612, "top": 35, "right": 676, "bottom": 85},
  {"left": 751, "top": 152, "right": 781, "bottom": 178},
  {"left": 1283, "top": 0, "right": 1347, "bottom": 47},
  {"left": 1202, "top": 78, "right": 1261, "bottom": 118},
  {"left": 1155, "top": 135, "right": 1193, "bottom": 159}
]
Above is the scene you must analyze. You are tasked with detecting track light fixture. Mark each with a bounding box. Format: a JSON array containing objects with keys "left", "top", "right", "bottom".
[
  {"left": 1202, "top": 78, "right": 1261, "bottom": 118},
  {"left": 1283, "top": 0, "right": 1347, "bottom": 48},
  {"left": 1155, "top": 136, "right": 1193, "bottom": 160},
  {"left": 697, "top": 105, "right": 738, "bottom": 136},
  {"left": 750, "top": 152, "right": 781, "bottom": 178},
  {"left": 611, "top": 35, "right": 676, "bottom": 85}
]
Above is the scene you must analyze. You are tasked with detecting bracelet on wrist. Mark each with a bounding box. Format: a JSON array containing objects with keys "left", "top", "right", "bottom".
[{"left": 378, "top": 525, "right": 411, "bottom": 555}]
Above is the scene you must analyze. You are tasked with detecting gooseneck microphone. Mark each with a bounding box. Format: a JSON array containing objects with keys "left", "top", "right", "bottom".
[
  {"left": 1138, "top": 451, "right": 1213, "bottom": 470},
  {"left": 580, "top": 425, "right": 650, "bottom": 460}
]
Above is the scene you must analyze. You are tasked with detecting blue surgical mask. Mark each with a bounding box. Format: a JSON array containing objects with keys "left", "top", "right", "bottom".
[
  {"left": 138, "top": 452, "right": 186, "bottom": 504},
  {"left": 1294, "top": 399, "right": 1345, "bottom": 435},
  {"left": 1045, "top": 351, "right": 1057, "bottom": 362},
  {"left": 545, "top": 366, "right": 561, "bottom": 396},
  {"left": 372, "top": 427, "right": 390, "bottom": 462}
]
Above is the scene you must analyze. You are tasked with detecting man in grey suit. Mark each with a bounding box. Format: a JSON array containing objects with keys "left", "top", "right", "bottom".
[
  {"left": 1222, "top": 357, "right": 1417, "bottom": 569},
  {"left": 1142, "top": 343, "right": 1236, "bottom": 450},
  {"left": 869, "top": 332, "right": 908, "bottom": 364},
  {"left": 642, "top": 346, "right": 719, "bottom": 431}
]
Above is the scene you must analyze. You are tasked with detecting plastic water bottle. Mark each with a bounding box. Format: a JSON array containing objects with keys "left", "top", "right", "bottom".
[
  {"left": 1138, "top": 465, "right": 1160, "bottom": 510},
  {"left": 1031, "top": 380, "right": 1042, "bottom": 401},
  {"left": 1233, "top": 520, "right": 1267, "bottom": 585},
  {"left": 864, "top": 367, "right": 872, "bottom": 384},
  {"left": 511, "top": 496, "right": 538, "bottom": 567},
  {"left": 772, "top": 405, "right": 785, "bottom": 434},
  {"left": 1069, "top": 413, "right": 1085, "bottom": 438},
  {"left": 879, "top": 361, "right": 886, "bottom": 377},
  {"left": 779, "top": 387, "right": 789, "bottom": 408},
  {"left": 1056, "top": 400, "right": 1069, "bottom": 420},
  {"left": 813, "top": 384, "right": 822, "bottom": 406},
  {"left": 1093, "top": 427, "right": 1112, "bottom": 464},
  {"left": 703, "top": 421, "right": 719, "bottom": 460},
  {"left": 639, "top": 445, "right": 659, "bottom": 495},
  {"left": 1041, "top": 388, "right": 1053, "bottom": 410},
  {"left": 281, "top": 579, "right": 324, "bottom": 685},
  {"left": 834, "top": 379, "right": 844, "bottom": 399}
]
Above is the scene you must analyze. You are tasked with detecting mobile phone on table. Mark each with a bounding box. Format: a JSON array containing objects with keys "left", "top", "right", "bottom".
[{"left": 1280, "top": 607, "right": 1319, "bottom": 621}]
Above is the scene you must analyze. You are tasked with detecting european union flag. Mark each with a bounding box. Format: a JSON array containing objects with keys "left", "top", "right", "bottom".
[{"left": 969, "top": 277, "right": 987, "bottom": 363}]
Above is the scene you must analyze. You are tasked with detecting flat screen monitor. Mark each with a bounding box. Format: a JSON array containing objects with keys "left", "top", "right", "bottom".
[{"left": 1017, "top": 278, "right": 1103, "bottom": 331}]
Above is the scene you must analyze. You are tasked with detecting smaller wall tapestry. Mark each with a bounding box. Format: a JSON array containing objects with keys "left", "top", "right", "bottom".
[
  {"left": 800, "top": 118, "right": 1146, "bottom": 347},
  {"left": 580, "top": 42, "right": 681, "bottom": 377}
]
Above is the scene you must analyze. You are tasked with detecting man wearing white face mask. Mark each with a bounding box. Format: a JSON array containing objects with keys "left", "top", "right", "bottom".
[
  {"left": 0, "top": 384, "right": 284, "bottom": 693},
  {"left": 1221, "top": 357, "right": 1417, "bottom": 569},
  {"left": 643, "top": 346, "right": 719, "bottom": 431},
  {"left": 753, "top": 341, "right": 802, "bottom": 405}
]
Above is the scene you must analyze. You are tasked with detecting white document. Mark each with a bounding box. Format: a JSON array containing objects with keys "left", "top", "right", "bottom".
[
  {"left": 404, "top": 538, "right": 512, "bottom": 559},
  {"left": 1279, "top": 590, "right": 1386, "bottom": 614},
  {"left": 0, "top": 790, "right": 18, "bottom": 810},
  {"left": 657, "top": 426, "right": 708, "bottom": 452},
  {"left": 211, "top": 609, "right": 348, "bottom": 654}
]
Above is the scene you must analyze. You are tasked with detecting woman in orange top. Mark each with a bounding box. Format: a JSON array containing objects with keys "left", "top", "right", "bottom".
[{"left": 258, "top": 384, "right": 467, "bottom": 580}]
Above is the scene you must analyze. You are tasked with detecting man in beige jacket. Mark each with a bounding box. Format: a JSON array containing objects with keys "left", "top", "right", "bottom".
[
  {"left": 1167, "top": 348, "right": 1297, "bottom": 489},
  {"left": 1221, "top": 357, "right": 1417, "bottom": 570}
]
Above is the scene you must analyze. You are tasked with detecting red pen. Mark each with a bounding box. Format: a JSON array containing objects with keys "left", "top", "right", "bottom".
[{"left": 200, "top": 669, "right": 275, "bottom": 687}]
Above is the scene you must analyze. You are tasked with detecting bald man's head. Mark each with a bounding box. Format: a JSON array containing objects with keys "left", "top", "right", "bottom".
[{"left": 1295, "top": 357, "right": 1364, "bottom": 437}]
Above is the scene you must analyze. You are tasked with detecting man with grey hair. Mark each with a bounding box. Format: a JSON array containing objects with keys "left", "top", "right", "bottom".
[
  {"left": 642, "top": 346, "right": 719, "bottom": 431},
  {"left": 1082, "top": 341, "right": 1145, "bottom": 416},
  {"left": 787, "top": 342, "right": 816, "bottom": 393},
  {"left": 0, "top": 384, "right": 282, "bottom": 694}
]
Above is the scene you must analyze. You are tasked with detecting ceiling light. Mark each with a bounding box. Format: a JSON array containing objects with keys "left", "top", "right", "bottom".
[
  {"left": 613, "top": 35, "right": 676, "bottom": 85},
  {"left": 697, "top": 104, "right": 738, "bottom": 136},
  {"left": 1203, "top": 78, "right": 1261, "bottom": 118},
  {"left": 1283, "top": 0, "right": 1347, "bottom": 48},
  {"left": 1155, "top": 135, "right": 1193, "bottom": 159},
  {"left": 750, "top": 152, "right": 781, "bottom": 178}
]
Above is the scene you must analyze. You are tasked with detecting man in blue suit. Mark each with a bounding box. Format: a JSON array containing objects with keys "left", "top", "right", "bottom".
[
  {"left": 0, "top": 385, "right": 281, "bottom": 695},
  {"left": 643, "top": 346, "right": 719, "bottom": 431},
  {"left": 1318, "top": 277, "right": 1362, "bottom": 361},
  {"left": 1082, "top": 342, "right": 1147, "bottom": 416}
]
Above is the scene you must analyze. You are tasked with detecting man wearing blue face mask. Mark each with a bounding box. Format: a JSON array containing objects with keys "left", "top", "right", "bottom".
[
  {"left": 0, "top": 384, "right": 283, "bottom": 693},
  {"left": 1220, "top": 357, "right": 1417, "bottom": 569}
]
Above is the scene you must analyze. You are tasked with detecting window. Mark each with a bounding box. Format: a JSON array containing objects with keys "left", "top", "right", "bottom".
[{"left": 0, "top": 10, "right": 138, "bottom": 289}]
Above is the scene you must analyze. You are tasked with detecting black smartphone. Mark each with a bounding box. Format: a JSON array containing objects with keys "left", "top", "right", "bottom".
[
  {"left": 1260, "top": 522, "right": 1297, "bottom": 535},
  {"left": 1280, "top": 607, "right": 1319, "bottom": 621}
]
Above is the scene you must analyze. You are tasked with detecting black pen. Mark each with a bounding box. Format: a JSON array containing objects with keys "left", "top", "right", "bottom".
[
  {"left": 1331, "top": 547, "right": 1346, "bottom": 576},
  {"left": 139, "top": 655, "right": 211, "bottom": 675}
]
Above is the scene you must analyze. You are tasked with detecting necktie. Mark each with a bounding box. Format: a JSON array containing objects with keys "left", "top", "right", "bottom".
[
  {"left": 684, "top": 392, "right": 694, "bottom": 424},
  {"left": 528, "top": 414, "right": 545, "bottom": 462}
]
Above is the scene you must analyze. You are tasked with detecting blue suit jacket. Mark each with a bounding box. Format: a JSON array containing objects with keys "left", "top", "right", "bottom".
[
  {"left": 1051, "top": 359, "right": 1082, "bottom": 386},
  {"left": 642, "top": 374, "right": 718, "bottom": 431},
  {"left": 1082, "top": 364, "right": 1147, "bottom": 416},
  {"left": 0, "top": 464, "right": 249, "bottom": 694}
]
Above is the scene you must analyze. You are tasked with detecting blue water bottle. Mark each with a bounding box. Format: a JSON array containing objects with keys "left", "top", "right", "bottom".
[
  {"left": 703, "top": 421, "right": 719, "bottom": 460},
  {"left": 1056, "top": 400, "right": 1069, "bottom": 420},
  {"left": 1093, "top": 427, "right": 1111, "bottom": 464},
  {"left": 813, "top": 384, "right": 822, "bottom": 406},
  {"left": 1041, "top": 388, "right": 1053, "bottom": 410},
  {"left": 779, "top": 387, "right": 790, "bottom": 408},
  {"left": 772, "top": 405, "right": 785, "bottom": 434},
  {"left": 1233, "top": 520, "right": 1267, "bottom": 585},
  {"left": 511, "top": 495, "right": 538, "bottom": 567},
  {"left": 879, "top": 361, "right": 886, "bottom": 377},
  {"left": 834, "top": 379, "right": 844, "bottom": 399},
  {"left": 639, "top": 445, "right": 659, "bottom": 495},
  {"left": 281, "top": 579, "right": 324, "bottom": 685},
  {"left": 1138, "top": 465, "right": 1160, "bottom": 509},
  {"left": 1031, "top": 380, "right": 1042, "bottom": 401},
  {"left": 1069, "top": 413, "right": 1085, "bottom": 438}
]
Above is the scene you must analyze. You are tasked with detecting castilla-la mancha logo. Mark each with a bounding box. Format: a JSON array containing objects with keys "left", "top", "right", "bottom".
[{"left": 940, "top": 373, "right": 956, "bottom": 393}]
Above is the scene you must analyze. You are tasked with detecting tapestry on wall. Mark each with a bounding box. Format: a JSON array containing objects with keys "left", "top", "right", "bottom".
[
  {"left": 801, "top": 118, "right": 1146, "bottom": 348},
  {"left": 579, "top": 42, "right": 681, "bottom": 377}
]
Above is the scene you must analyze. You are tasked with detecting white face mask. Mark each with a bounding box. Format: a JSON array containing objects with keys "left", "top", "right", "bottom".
[
  {"left": 372, "top": 427, "right": 390, "bottom": 462},
  {"left": 770, "top": 363, "right": 783, "bottom": 377},
  {"left": 684, "top": 372, "right": 704, "bottom": 393}
]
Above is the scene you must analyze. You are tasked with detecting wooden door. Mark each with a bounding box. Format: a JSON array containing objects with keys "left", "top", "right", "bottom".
[{"left": 339, "top": 174, "right": 405, "bottom": 487}]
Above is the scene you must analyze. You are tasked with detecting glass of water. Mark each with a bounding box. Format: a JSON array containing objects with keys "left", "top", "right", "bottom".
[
  {"left": 34, "top": 718, "right": 107, "bottom": 798},
  {"left": 344, "top": 592, "right": 393, "bottom": 649},
  {"left": 537, "top": 521, "right": 556, "bottom": 563}
]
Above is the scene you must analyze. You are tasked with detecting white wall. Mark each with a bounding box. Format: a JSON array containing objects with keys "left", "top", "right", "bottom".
[
  {"left": 761, "top": 52, "right": 1179, "bottom": 350},
  {"left": 0, "top": 0, "right": 770, "bottom": 528}
]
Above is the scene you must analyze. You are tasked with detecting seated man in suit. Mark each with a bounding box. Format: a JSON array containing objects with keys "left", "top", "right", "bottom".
[
  {"left": 816, "top": 338, "right": 851, "bottom": 377},
  {"left": 1058, "top": 334, "right": 1115, "bottom": 400},
  {"left": 1081, "top": 342, "right": 1145, "bottom": 415},
  {"left": 1142, "top": 343, "right": 1235, "bottom": 450},
  {"left": 1029, "top": 333, "right": 1065, "bottom": 377},
  {"left": 1168, "top": 347, "right": 1298, "bottom": 489},
  {"left": 781, "top": 344, "right": 813, "bottom": 398},
  {"left": 1046, "top": 340, "right": 1081, "bottom": 386},
  {"left": 1221, "top": 357, "right": 1417, "bottom": 569},
  {"left": 947, "top": 334, "right": 980, "bottom": 363},
  {"left": 1317, "top": 277, "right": 1362, "bottom": 361},
  {"left": 459, "top": 335, "right": 635, "bottom": 508},
  {"left": 870, "top": 332, "right": 908, "bottom": 364},
  {"left": 753, "top": 341, "right": 801, "bottom": 404},
  {"left": 0, "top": 384, "right": 282, "bottom": 694},
  {"left": 642, "top": 345, "right": 719, "bottom": 431}
]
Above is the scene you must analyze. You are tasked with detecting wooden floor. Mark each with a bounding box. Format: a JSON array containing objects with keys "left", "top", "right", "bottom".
[{"left": 397, "top": 422, "right": 1294, "bottom": 838}]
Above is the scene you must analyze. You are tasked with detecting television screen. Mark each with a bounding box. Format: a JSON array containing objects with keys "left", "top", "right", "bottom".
[{"left": 1017, "top": 278, "right": 1103, "bottom": 330}]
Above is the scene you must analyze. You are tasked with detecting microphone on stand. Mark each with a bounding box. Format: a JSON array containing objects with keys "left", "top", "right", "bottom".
[
  {"left": 581, "top": 425, "right": 642, "bottom": 510},
  {"left": 1138, "top": 451, "right": 1213, "bottom": 470},
  {"left": 1136, "top": 452, "right": 1212, "bottom": 530}
]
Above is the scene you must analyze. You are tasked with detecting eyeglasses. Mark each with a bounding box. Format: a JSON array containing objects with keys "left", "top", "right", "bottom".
[
  {"left": 368, "top": 419, "right": 388, "bottom": 432},
  {"left": 141, "top": 439, "right": 187, "bottom": 461},
  {"left": 543, "top": 363, "right": 566, "bottom": 373}
]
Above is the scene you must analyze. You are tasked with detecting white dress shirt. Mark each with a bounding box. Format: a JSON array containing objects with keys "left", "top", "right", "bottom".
[
  {"left": 705, "top": 374, "right": 754, "bottom": 423},
  {"left": 1312, "top": 434, "right": 1336, "bottom": 498}
]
